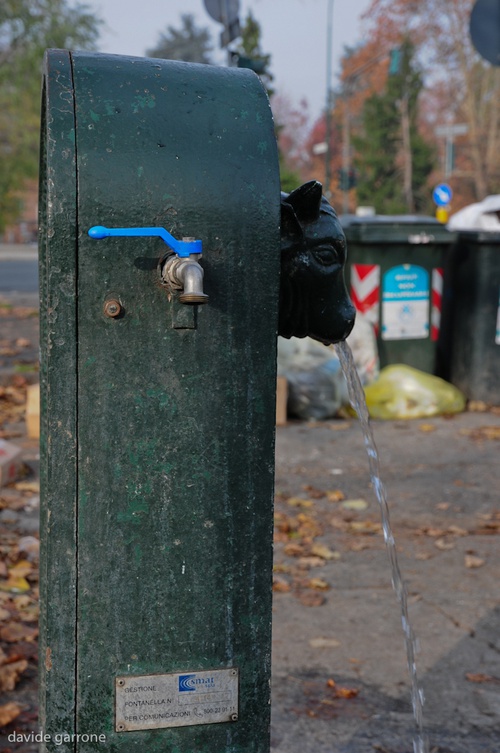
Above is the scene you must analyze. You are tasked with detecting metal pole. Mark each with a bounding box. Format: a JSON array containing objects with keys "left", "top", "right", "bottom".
[
  {"left": 325, "top": 0, "right": 333, "bottom": 199},
  {"left": 445, "top": 135, "right": 452, "bottom": 179},
  {"left": 342, "top": 90, "right": 350, "bottom": 214}
]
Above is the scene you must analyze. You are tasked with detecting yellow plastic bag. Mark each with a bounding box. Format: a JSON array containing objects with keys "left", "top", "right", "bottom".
[{"left": 363, "top": 365, "right": 466, "bottom": 419}]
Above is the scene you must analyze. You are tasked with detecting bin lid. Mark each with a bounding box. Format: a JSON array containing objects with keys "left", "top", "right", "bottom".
[
  {"left": 454, "top": 229, "right": 500, "bottom": 243},
  {"left": 340, "top": 214, "right": 456, "bottom": 244}
]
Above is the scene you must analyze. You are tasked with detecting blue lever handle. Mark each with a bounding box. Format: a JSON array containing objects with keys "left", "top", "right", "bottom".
[{"left": 88, "top": 225, "right": 202, "bottom": 258}]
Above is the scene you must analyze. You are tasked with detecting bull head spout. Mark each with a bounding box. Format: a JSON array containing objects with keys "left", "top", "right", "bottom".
[{"left": 279, "top": 180, "right": 355, "bottom": 345}]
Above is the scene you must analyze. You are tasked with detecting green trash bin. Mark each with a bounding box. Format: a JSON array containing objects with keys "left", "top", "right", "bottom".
[
  {"left": 447, "top": 231, "right": 500, "bottom": 404},
  {"left": 341, "top": 215, "right": 456, "bottom": 374}
]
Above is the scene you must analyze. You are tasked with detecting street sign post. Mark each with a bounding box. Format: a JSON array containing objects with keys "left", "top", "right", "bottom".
[
  {"left": 433, "top": 184, "right": 453, "bottom": 207},
  {"left": 433, "top": 184, "right": 453, "bottom": 224},
  {"left": 204, "top": 0, "right": 241, "bottom": 47},
  {"left": 435, "top": 124, "right": 468, "bottom": 179}
]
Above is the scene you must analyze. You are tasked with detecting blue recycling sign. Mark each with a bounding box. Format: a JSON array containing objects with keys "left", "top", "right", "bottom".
[
  {"left": 433, "top": 183, "right": 453, "bottom": 207},
  {"left": 382, "top": 264, "right": 430, "bottom": 340}
]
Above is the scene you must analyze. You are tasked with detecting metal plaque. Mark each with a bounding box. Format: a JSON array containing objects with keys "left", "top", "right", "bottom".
[{"left": 115, "top": 668, "right": 239, "bottom": 731}]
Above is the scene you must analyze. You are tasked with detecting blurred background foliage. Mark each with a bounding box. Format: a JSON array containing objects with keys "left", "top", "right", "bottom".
[{"left": 1, "top": 0, "right": 499, "bottom": 235}]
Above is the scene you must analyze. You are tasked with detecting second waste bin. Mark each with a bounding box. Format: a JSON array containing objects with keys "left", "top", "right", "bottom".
[
  {"left": 446, "top": 230, "right": 500, "bottom": 404},
  {"left": 341, "top": 215, "right": 456, "bottom": 374}
]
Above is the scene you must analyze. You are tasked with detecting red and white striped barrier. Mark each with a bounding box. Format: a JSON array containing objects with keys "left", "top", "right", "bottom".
[
  {"left": 431, "top": 268, "right": 443, "bottom": 342},
  {"left": 350, "top": 263, "right": 380, "bottom": 330}
]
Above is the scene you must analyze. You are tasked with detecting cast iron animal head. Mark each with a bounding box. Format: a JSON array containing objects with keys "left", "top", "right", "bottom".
[{"left": 280, "top": 180, "right": 355, "bottom": 344}]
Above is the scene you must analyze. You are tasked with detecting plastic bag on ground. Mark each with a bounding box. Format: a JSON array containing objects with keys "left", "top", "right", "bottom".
[
  {"left": 345, "top": 311, "right": 379, "bottom": 386},
  {"left": 277, "top": 313, "right": 379, "bottom": 420},
  {"left": 363, "top": 365, "right": 466, "bottom": 419}
]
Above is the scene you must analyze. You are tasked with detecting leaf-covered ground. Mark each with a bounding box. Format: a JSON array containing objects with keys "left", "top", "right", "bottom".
[{"left": 1, "top": 306, "right": 500, "bottom": 752}]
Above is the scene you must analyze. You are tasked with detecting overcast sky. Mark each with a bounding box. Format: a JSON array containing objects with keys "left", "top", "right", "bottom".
[{"left": 93, "top": 0, "right": 372, "bottom": 124}]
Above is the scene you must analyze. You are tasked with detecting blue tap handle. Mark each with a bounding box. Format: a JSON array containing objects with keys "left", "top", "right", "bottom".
[{"left": 88, "top": 225, "right": 202, "bottom": 258}]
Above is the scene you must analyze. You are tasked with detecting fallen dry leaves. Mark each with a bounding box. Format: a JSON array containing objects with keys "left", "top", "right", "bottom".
[
  {"left": 272, "top": 576, "right": 292, "bottom": 593},
  {"left": 0, "top": 622, "right": 38, "bottom": 643},
  {"left": 274, "top": 471, "right": 500, "bottom": 613},
  {"left": 0, "top": 306, "right": 38, "bottom": 320},
  {"left": 298, "top": 675, "right": 362, "bottom": 720},
  {"left": 0, "top": 574, "right": 39, "bottom": 695},
  {"left": 326, "top": 489, "right": 345, "bottom": 503},
  {"left": 468, "top": 401, "right": 500, "bottom": 415},
  {"left": 273, "top": 485, "right": 385, "bottom": 606},
  {"left": 283, "top": 542, "right": 307, "bottom": 557},
  {"left": 465, "top": 672, "right": 498, "bottom": 683},
  {"left": 13, "top": 480, "right": 40, "bottom": 494},
  {"left": 465, "top": 554, "right": 485, "bottom": 569},
  {"left": 460, "top": 425, "right": 500, "bottom": 441},
  {"left": 434, "top": 538, "right": 455, "bottom": 551},
  {"left": 302, "top": 484, "right": 326, "bottom": 499},
  {"left": 0, "top": 700, "right": 23, "bottom": 727},
  {"left": 418, "top": 423, "right": 436, "bottom": 433},
  {"left": 296, "top": 591, "right": 326, "bottom": 607},
  {"left": 304, "top": 577, "right": 329, "bottom": 591},
  {"left": 326, "top": 677, "right": 360, "bottom": 699},
  {"left": 473, "top": 511, "right": 500, "bottom": 535},
  {"left": 286, "top": 496, "right": 314, "bottom": 509},
  {"left": 309, "top": 637, "right": 341, "bottom": 649},
  {"left": 342, "top": 499, "right": 368, "bottom": 511},
  {"left": 309, "top": 543, "right": 340, "bottom": 561},
  {"left": 0, "top": 422, "right": 40, "bottom": 716},
  {"left": 420, "top": 525, "right": 468, "bottom": 538},
  {"left": 0, "top": 337, "right": 32, "bottom": 358},
  {"left": 0, "top": 659, "right": 28, "bottom": 692},
  {"left": 0, "top": 384, "right": 27, "bottom": 438},
  {"left": 347, "top": 520, "right": 382, "bottom": 535}
]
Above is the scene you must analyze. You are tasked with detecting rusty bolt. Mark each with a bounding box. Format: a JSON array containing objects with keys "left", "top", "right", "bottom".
[{"left": 104, "top": 299, "right": 122, "bottom": 318}]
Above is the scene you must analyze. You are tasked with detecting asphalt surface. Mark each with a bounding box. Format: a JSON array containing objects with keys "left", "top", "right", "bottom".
[
  {"left": 1, "top": 280, "right": 500, "bottom": 753},
  {"left": 0, "top": 245, "right": 38, "bottom": 295},
  {"left": 272, "top": 415, "right": 500, "bottom": 753}
]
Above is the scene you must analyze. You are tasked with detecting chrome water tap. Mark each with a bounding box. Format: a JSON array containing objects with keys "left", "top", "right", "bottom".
[{"left": 88, "top": 224, "right": 208, "bottom": 305}]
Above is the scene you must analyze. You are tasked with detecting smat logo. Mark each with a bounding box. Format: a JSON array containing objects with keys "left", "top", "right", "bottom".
[
  {"left": 179, "top": 675, "right": 196, "bottom": 692},
  {"left": 178, "top": 674, "right": 215, "bottom": 692}
]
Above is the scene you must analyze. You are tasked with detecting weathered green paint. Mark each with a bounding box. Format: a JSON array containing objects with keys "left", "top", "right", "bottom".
[
  {"left": 40, "top": 50, "right": 280, "bottom": 752},
  {"left": 39, "top": 49, "right": 78, "bottom": 748}
]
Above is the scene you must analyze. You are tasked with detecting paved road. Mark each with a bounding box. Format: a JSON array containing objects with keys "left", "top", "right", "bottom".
[
  {"left": 272, "top": 416, "right": 500, "bottom": 753},
  {"left": 0, "top": 244, "right": 38, "bottom": 295}
]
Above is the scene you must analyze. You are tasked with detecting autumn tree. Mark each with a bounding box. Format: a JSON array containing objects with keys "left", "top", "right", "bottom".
[
  {"left": 301, "top": 111, "right": 343, "bottom": 209},
  {"left": 272, "top": 93, "right": 310, "bottom": 192},
  {"left": 308, "top": 41, "right": 390, "bottom": 212},
  {"left": 147, "top": 14, "right": 213, "bottom": 64},
  {"left": 362, "top": 0, "right": 500, "bottom": 203},
  {"left": 0, "top": 0, "right": 101, "bottom": 231},
  {"left": 353, "top": 39, "right": 435, "bottom": 213}
]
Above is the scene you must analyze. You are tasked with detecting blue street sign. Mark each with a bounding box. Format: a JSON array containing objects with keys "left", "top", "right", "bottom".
[{"left": 433, "top": 183, "right": 453, "bottom": 207}]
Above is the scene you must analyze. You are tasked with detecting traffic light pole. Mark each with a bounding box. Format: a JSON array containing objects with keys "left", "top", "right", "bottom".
[{"left": 325, "top": 0, "right": 334, "bottom": 200}]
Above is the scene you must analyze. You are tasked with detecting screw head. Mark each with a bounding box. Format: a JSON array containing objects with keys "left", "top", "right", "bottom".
[{"left": 104, "top": 299, "right": 122, "bottom": 318}]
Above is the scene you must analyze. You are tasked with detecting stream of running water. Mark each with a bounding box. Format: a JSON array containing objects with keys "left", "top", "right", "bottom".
[{"left": 335, "top": 340, "right": 429, "bottom": 753}]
